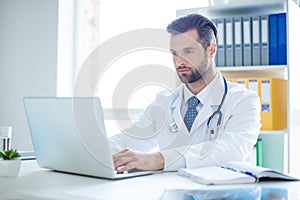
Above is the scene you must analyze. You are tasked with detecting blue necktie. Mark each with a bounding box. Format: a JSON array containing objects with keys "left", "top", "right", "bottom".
[{"left": 184, "top": 96, "right": 200, "bottom": 131}]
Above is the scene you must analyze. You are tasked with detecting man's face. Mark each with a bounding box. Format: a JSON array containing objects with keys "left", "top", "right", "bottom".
[{"left": 170, "top": 29, "right": 210, "bottom": 84}]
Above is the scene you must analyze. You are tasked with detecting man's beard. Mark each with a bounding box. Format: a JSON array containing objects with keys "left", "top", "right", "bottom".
[{"left": 178, "top": 68, "right": 203, "bottom": 84}]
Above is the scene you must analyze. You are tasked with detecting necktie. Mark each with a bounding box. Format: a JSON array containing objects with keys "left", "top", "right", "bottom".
[{"left": 184, "top": 96, "right": 200, "bottom": 131}]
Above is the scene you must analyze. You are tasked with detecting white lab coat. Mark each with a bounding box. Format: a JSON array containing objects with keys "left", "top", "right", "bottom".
[{"left": 109, "top": 72, "right": 261, "bottom": 171}]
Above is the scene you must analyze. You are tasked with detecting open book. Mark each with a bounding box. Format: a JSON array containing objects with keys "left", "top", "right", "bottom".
[{"left": 178, "top": 161, "right": 299, "bottom": 185}]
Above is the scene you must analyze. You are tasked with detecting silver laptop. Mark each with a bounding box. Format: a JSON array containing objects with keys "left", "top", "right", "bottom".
[{"left": 23, "top": 97, "right": 156, "bottom": 179}]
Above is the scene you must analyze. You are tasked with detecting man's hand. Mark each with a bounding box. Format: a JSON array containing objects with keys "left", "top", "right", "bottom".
[{"left": 113, "top": 149, "right": 164, "bottom": 173}]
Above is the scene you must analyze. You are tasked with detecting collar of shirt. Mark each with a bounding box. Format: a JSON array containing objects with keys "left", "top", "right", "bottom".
[
  {"left": 183, "top": 72, "right": 219, "bottom": 106},
  {"left": 180, "top": 72, "right": 220, "bottom": 116}
]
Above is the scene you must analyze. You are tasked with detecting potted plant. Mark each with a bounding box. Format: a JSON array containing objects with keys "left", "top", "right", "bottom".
[{"left": 0, "top": 149, "right": 21, "bottom": 178}]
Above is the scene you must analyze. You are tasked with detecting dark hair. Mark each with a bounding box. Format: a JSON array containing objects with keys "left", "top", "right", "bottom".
[{"left": 166, "top": 14, "right": 218, "bottom": 49}]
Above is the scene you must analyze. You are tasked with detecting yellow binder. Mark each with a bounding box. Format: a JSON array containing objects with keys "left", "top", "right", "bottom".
[
  {"left": 226, "top": 77, "right": 236, "bottom": 82},
  {"left": 236, "top": 78, "right": 248, "bottom": 88},
  {"left": 260, "top": 77, "right": 287, "bottom": 130},
  {"left": 248, "top": 77, "right": 260, "bottom": 97}
]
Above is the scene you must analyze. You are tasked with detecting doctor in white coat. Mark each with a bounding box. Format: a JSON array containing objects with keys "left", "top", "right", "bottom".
[{"left": 110, "top": 14, "right": 261, "bottom": 173}]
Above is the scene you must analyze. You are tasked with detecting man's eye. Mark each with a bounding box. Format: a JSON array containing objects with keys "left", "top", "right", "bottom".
[
  {"left": 171, "top": 51, "right": 178, "bottom": 56},
  {"left": 184, "top": 50, "right": 193, "bottom": 54}
]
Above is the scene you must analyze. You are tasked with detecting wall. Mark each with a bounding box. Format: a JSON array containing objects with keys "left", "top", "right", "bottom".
[{"left": 0, "top": 0, "right": 58, "bottom": 150}]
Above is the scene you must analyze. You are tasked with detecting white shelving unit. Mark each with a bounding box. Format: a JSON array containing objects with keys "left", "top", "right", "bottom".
[{"left": 177, "top": 0, "right": 300, "bottom": 173}]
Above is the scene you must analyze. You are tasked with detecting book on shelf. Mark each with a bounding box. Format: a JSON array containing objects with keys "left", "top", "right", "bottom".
[{"left": 178, "top": 161, "right": 299, "bottom": 185}]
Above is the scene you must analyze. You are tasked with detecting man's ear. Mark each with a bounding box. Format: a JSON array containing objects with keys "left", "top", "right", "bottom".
[{"left": 207, "top": 43, "right": 217, "bottom": 59}]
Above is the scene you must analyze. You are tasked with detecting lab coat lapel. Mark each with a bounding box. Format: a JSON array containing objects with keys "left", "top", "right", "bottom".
[
  {"left": 170, "top": 86, "right": 190, "bottom": 136},
  {"left": 190, "top": 98, "right": 213, "bottom": 133}
]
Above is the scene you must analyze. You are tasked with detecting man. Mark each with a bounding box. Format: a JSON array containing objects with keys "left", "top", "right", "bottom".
[{"left": 110, "top": 14, "right": 261, "bottom": 173}]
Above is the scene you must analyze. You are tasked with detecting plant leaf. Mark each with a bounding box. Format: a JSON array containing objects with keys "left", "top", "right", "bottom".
[{"left": 0, "top": 149, "right": 20, "bottom": 160}]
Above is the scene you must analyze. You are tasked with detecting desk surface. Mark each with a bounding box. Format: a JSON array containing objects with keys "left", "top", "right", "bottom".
[{"left": 1, "top": 160, "right": 300, "bottom": 200}]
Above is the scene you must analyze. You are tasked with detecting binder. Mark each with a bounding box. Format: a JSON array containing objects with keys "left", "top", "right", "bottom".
[
  {"left": 248, "top": 78, "right": 260, "bottom": 97},
  {"left": 252, "top": 16, "right": 261, "bottom": 65},
  {"left": 242, "top": 17, "right": 252, "bottom": 66},
  {"left": 226, "top": 78, "right": 236, "bottom": 83},
  {"left": 236, "top": 78, "right": 248, "bottom": 88},
  {"left": 260, "top": 78, "right": 287, "bottom": 130},
  {"left": 261, "top": 15, "right": 269, "bottom": 65},
  {"left": 225, "top": 18, "right": 234, "bottom": 66},
  {"left": 234, "top": 17, "right": 243, "bottom": 66},
  {"left": 216, "top": 18, "right": 226, "bottom": 67},
  {"left": 212, "top": 19, "right": 219, "bottom": 67},
  {"left": 269, "top": 14, "right": 278, "bottom": 65},
  {"left": 255, "top": 138, "right": 263, "bottom": 167},
  {"left": 277, "top": 13, "right": 287, "bottom": 65}
]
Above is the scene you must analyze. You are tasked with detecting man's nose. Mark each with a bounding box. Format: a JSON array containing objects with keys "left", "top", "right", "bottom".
[{"left": 174, "top": 55, "right": 187, "bottom": 67}]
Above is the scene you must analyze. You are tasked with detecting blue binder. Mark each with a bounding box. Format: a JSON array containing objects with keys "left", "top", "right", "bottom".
[
  {"left": 277, "top": 13, "right": 287, "bottom": 65},
  {"left": 269, "top": 14, "right": 278, "bottom": 65}
]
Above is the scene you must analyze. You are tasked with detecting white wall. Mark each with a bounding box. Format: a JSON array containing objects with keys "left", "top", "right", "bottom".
[{"left": 0, "top": 0, "right": 58, "bottom": 150}]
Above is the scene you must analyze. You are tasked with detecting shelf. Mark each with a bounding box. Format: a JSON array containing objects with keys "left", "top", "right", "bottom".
[
  {"left": 209, "top": 0, "right": 284, "bottom": 7},
  {"left": 260, "top": 129, "right": 288, "bottom": 135},
  {"left": 218, "top": 65, "right": 287, "bottom": 79},
  {"left": 177, "top": 0, "right": 286, "bottom": 18},
  {"left": 218, "top": 65, "right": 287, "bottom": 72}
]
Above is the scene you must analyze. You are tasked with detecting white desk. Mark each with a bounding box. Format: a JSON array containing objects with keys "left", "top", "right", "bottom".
[{"left": 1, "top": 160, "right": 300, "bottom": 200}]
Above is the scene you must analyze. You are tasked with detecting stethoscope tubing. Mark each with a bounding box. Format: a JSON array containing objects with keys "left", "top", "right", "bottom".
[
  {"left": 207, "top": 76, "right": 228, "bottom": 127},
  {"left": 169, "top": 76, "right": 228, "bottom": 134}
]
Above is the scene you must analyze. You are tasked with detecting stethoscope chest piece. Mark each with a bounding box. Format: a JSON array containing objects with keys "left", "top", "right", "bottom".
[
  {"left": 169, "top": 121, "right": 178, "bottom": 133},
  {"left": 206, "top": 114, "right": 221, "bottom": 140}
]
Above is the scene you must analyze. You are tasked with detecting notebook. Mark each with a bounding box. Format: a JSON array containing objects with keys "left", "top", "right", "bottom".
[
  {"left": 23, "top": 97, "right": 157, "bottom": 179},
  {"left": 178, "top": 161, "right": 299, "bottom": 185}
]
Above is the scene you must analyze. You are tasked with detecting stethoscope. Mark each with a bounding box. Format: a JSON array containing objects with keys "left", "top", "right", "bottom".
[
  {"left": 206, "top": 76, "right": 228, "bottom": 138},
  {"left": 169, "top": 76, "right": 228, "bottom": 139}
]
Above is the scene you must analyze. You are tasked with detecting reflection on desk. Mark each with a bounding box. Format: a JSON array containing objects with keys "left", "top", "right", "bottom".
[
  {"left": 0, "top": 160, "right": 300, "bottom": 200},
  {"left": 160, "top": 187, "right": 287, "bottom": 200}
]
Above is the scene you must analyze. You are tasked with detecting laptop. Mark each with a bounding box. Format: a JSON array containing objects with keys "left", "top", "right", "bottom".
[{"left": 23, "top": 97, "right": 157, "bottom": 179}]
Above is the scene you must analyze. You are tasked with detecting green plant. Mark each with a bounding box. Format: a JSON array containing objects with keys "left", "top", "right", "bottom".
[{"left": 0, "top": 149, "right": 20, "bottom": 160}]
